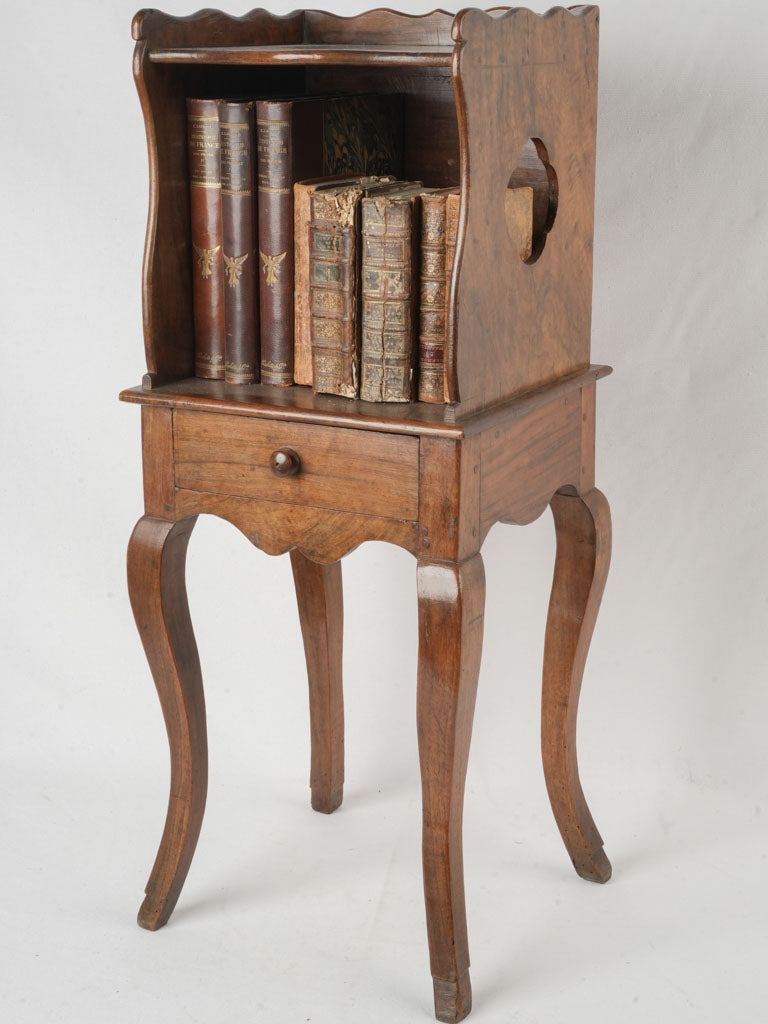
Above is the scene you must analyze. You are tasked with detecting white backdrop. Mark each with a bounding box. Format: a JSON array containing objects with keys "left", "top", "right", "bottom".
[{"left": 1, "top": 1, "right": 766, "bottom": 1021}]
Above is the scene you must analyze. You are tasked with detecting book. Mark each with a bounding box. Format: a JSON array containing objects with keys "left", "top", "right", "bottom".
[
  {"left": 256, "top": 95, "right": 404, "bottom": 387},
  {"left": 219, "top": 100, "right": 258, "bottom": 384},
  {"left": 310, "top": 180, "right": 419, "bottom": 399},
  {"left": 506, "top": 184, "right": 535, "bottom": 262},
  {"left": 186, "top": 98, "right": 225, "bottom": 379},
  {"left": 443, "top": 190, "right": 462, "bottom": 402},
  {"left": 360, "top": 186, "right": 426, "bottom": 403},
  {"left": 293, "top": 175, "right": 387, "bottom": 387},
  {"left": 417, "top": 187, "right": 458, "bottom": 403}
]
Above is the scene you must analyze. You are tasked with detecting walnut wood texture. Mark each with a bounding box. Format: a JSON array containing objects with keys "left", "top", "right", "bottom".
[
  {"left": 120, "top": 365, "right": 612, "bottom": 437},
  {"left": 417, "top": 555, "right": 485, "bottom": 1023},
  {"left": 291, "top": 551, "right": 344, "bottom": 813},
  {"left": 127, "top": 514, "right": 206, "bottom": 930},
  {"left": 150, "top": 43, "right": 455, "bottom": 66},
  {"left": 448, "top": 6, "right": 599, "bottom": 413},
  {"left": 542, "top": 488, "right": 612, "bottom": 883},
  {"left": 173, "top": 410, "right": 419, "bottom": 519}
]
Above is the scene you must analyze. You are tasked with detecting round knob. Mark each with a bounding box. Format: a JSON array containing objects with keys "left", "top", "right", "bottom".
[{"left": 270, "top": 447, "right": 301, "bottom": 477}]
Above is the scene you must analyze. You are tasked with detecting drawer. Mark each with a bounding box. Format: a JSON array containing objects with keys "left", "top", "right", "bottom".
[{"left": 173, "top": 410, "right": 419, "bottom": 521}]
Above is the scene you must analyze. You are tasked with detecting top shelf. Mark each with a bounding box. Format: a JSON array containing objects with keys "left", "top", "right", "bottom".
[{"left": 148, "top": 42, "right": 455, "bottom": 68}]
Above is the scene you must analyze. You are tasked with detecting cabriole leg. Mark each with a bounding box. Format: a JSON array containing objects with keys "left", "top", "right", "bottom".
[
  {"left": 290, "top": 550, "right": 344, "bottom": 814},
  {"left": 542, "top": 488, "right": 612, "bottom": 883},
  {"left": 127, "top": 514, "right": 208, "bottom": 929},
  {"left": 417, "top": 554, "right": 485, "bottom": 1023}
]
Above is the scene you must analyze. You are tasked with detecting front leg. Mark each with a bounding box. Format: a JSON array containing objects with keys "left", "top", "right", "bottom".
[
  {"left": 290, "top": 550, "right": 344, "bottom": 814},
  {"left": 542, "top": 488, "right": 612, "bottom": 883},
  {"left": 417, "top": 555, "right": 485, "bottom": 1023},
  {"left": 127, "top": 514, "right": 208, "bottom": 929}
]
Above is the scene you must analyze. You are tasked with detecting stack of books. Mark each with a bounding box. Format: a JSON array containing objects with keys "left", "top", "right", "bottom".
[{"left": 187, "top": 93, "right": 532, "bottom": 405}]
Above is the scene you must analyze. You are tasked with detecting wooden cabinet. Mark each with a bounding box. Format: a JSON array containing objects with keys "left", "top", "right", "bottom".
[{"left": 122, "top": 8, "right": 613, "bottom": 1022}]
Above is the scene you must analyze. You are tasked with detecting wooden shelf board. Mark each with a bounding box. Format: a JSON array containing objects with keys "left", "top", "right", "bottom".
[
  {"left": 148, "top": 43, "right": 455, "bottom": 68},
  {"left": 119, "top": 366, "right": 611, "bottom": 440}
]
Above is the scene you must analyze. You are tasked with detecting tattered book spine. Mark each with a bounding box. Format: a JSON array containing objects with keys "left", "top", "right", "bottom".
[
  {"left": 309, "top": 187, "right": 362, "bottom": 398},
  {"left": 220, "top": 101, "right": 258, "bottom": 383},
  {"left": 360, "top": 194, "right": 419, "bottom": 403},
  {"left": 417, "top": 192, "right": 448, "bottom": 403},
  {"left": 293, "top": 181, "right": 318, "bottom": 387},
  {"left": 443, "top": 191, "right": 461, "bottom": 402},
  {"left": 256, "top": 101, "right": 295, "bottom": 386},
  {"left": 187, "top": 98, "right": 225, "bottom": 379}
]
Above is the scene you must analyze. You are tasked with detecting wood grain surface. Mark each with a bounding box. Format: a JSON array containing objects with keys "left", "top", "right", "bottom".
[
  {"left": 173, "top": 410, "right": 419, "bottom": 519},
  {"left": 291, "top": 551, "right": 345, "bottom": 813},
  {"left": 417, "top": 555, "right": 485, "bottom": 1023},
  {"left": 542, "top": 488, "right": 612, "bottom": 883}
]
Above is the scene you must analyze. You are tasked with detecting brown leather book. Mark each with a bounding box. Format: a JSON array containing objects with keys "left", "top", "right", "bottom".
[
  {"left": 310, "top": 180, "right": 419, "bottom": 399},
  {"left": 187, "top": 98, "right": 225, "bottom": 379},
  {"left": 506, "top": 185, "right": 535, "bottom": 262},
  {"left": 219, "top": 101, "right": 258, "bottom": 383},
  {"left": 360, "top": 186, "right": 426, "bottom": 403},
  {"left": 443, "top": 191, "right": 462, "bottom": 401},
  {"left": 257, "top": 95, "right": 404, "bottom": 387},
  {"left": 417, "top": 188, "right": 458, "bottom": 403},
  {"left": 294, "top": 175, "right": 391, "bottom": 387}
]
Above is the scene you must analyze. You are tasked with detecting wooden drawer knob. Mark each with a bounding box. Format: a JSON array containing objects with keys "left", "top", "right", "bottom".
[{"left": 270, "top": 447, "right": 301, "bottom": 477}]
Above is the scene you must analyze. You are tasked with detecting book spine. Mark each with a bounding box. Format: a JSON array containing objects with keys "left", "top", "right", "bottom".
[
  {"left": 293, "top": 181, "right": 315, "bottom": 386},
  {"left": 220, "top": 101, "right": 258, "bottom": 384},
  {"left": 187, "top": 98, "right": 225, "bottom": 379},
  {"left": 417, "top": 193, "right": 448, "bottom": 403},
  {"left": 257, "top": 101, "right": 294, "bottom": 386},
  {"left": 444, "top": 192, "right": 461, "bottom": 402},
  {"left": 309, "top": 189, "right": 361, "bottom": 398},
  {"left": 360, "top": 196, "right": 418, "bottom": 403}
]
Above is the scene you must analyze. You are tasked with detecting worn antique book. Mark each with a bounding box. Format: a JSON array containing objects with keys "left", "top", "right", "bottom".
[
  {"left": 256, "top": 95, "right": 404, "bottom": 386},
  {"left": 417, "top": 187, "right": 459, "bottom": 403},
  {"left": 187, "top": 98, "right": 225, "bottom": 379},
  {"left": 309, "top": 180, "right": 417, "bottom": 399},
  {"left": 443, "top": 190, "right": 462, "bottom": 402},
  {"left": 219, "top": 100, "right": 258, "bottom": 384},
  {"left": 506, "top": 184, "right": 535, "bottom": 262},
  {"left": 294, "top": 174, "right": 392, "bottom": 387},
  {"left": 360, "top": 185, "right": 426, "bottom": 403}
]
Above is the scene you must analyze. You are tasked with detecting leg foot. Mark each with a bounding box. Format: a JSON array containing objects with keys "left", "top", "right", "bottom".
[
  {"left": 417, "top": 555, "right": 485, "bottom": 1022},
  {"left": 127, "top": 515, "right": 207, "bottom": 929},
  {"left": 290, "top": 550, "right": 344, "bottom": 814},
  {"left": 542, "top": 489, "right": 612, "bottom": 883},
  {"left": 433, "top": 971, "right": 473, "bottom": 1023}
]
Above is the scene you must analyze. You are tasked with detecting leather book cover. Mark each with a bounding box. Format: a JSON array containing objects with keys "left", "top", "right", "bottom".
[
  {"left": 219, "top": 100, "right": 258, "bottom": 383},
  {"left": 310, "top": 180, "right": 419, "bottom": 399},
  {"left": 308, "top": 182, "right": 364, "bottom": 398},
  {"left": 294, "top": 174, "right": 392, "bottom": 387},
  {"left": 187, "top": 98, "right": 225, "bottom": 379},
  {"left": 418, "top": 188, "right": 458, "bottom": 403},
  {"left": 360, "top": 186, "right": 426, "bottom": 403},
  {"left": 506, "top": 184, "right": 535, "bottom": 262},
  {"left": 257, "top": 96, "right": 404, "bottom": 387},
  {"left": 444, "top": 191, "right": 462, "bottom": 401}
]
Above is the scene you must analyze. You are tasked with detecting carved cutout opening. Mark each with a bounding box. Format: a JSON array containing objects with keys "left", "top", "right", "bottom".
[{"left": 507, "top": 138, "right": 558, "bottom": 264}]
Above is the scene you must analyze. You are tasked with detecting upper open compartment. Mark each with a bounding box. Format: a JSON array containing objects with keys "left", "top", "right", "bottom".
[{"left": 132, "top": 7, "right": 599, "bottom": 421}]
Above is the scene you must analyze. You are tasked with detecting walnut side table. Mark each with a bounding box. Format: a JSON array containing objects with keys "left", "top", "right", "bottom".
[{"left": 122, "top": 7, "right": 612, "bottom": 1022}]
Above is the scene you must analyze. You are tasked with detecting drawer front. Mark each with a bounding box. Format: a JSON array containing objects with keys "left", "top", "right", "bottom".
[{"left": 173, "top": 410, "right": 419, "bottom": 520}]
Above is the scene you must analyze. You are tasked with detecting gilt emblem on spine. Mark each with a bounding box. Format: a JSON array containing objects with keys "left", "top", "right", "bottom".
[
  {"left": 224, "top": 251, "right": 248, "bottom": 288},
  {"left": 260, "top": 249, "right": 286, "bottom": 287},
  {"left": 193, "top": 243, "right": 220, "bottom": 280}
]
